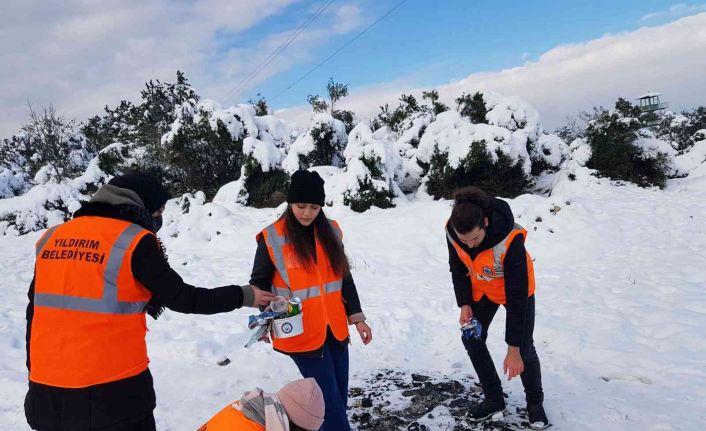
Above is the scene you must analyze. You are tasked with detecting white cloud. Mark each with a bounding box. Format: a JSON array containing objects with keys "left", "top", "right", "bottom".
[
  {"left": 0, "top": 0, "right": 363, "bottom": 138},
  {"left": 277, "top": 13, "right": 706, "bottom": 131},
  {"left": 641, "top": 2, "right": 706, "bottom": 21}
]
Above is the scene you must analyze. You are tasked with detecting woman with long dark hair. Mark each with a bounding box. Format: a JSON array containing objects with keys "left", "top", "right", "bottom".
[
  {"left": 250, "top": 170, "right": 372, "bottom": 431},
  {"left": 446, "top": 186, "right": 549, "bottom": 429}
]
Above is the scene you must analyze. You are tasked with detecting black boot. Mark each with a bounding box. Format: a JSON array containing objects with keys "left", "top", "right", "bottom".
[
  {"left": 468, "top": 396, "right": 505, "bottom": 422},
  {"left": 527, "top": 401, "right": 550, "bottom": 429}
]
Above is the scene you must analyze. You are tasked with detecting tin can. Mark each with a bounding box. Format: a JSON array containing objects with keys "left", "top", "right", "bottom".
[{"left": 288, "top": 297, "right": 302, "bottom": 316}]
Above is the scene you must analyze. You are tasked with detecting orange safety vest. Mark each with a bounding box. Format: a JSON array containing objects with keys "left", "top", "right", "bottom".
[
  {"left": 256, "top": 218, "right": 349, "bottom": 353},
  {"left": 198, "top": 401, "right": 265, "bottom": 431},
  {"left": 447, "top": 222, "right": 536, "bottom": 304},
  {"left": 30, "top": 216, "right": 154, "bottom": 388}
]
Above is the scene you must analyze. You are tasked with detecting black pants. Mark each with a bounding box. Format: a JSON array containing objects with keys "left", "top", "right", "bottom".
[
  {"left": 37, "top": 414, "right": 155, "bottom": 431},
  {"left": 462, "top": 295, "right": 543, "bottom": 404}
]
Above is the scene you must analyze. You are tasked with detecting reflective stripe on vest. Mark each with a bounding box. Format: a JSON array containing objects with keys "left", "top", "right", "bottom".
[
  {"left": 35, "top": 226, "right": 59, "bottom": 257},
  {"left": 446, "top": 224, "right": 525, "bottom": 282},
  {"left": 34, "top": 223, "right": 148, "bottom": 315},
  {"left": 264, "top": 222, "right": 344, "bottom": 296}
]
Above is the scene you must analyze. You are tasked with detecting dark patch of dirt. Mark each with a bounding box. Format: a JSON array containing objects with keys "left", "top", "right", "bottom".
[{"left": 349, "top": 369, "right": 535, "bottom": 430}]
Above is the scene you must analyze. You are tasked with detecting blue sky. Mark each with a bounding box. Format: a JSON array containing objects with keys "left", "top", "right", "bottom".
[
  {"left": 2, "top": 1, "right": 705, "bottom": 136},
  {"left": 229, "top": 0, "right": 695, "bottom": 109}
]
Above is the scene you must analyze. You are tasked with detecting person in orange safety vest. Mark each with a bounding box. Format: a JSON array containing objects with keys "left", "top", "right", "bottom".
[
  {"left": 25, "top": 173, "right": 276, "bottom": 431},
  {"left": 249, "top": 170, "right": 372, "bottom": 431},
  {"left": 446, "top": 186, "right": 549, "bottom": 429},
  {"left": 198, "top": 377, "right": 324, "bottom": 431}
]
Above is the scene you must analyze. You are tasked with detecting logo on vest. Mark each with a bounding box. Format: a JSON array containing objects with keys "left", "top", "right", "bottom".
[
  {"left": 482, "top": 266, "right": 493, "bottom": 275},
  {"left": 281, "top": 322, "right": 294, "bottom": 334}
]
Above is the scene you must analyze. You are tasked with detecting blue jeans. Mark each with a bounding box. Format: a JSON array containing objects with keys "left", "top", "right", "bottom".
[{"left": 291, "top": 334, "right": 350, "bottom": 431}]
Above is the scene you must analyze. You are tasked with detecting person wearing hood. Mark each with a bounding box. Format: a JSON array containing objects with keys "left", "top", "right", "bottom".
[
  {"left": 25, "top": 173, "right": 275, "bottom": 431},
  {"left": 445, "top": 186, "right": 549, "bottom": 429},
  {"left": 199, "top": 378, "right": 324, "bottom": 431}
]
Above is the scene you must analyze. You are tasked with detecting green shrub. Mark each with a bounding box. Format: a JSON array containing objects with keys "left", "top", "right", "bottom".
[
  {"left": 425, "top": 141, "right": 534, "bottom": 199},
  {"left": 241, "top": 159, "right": 290, "bottom": 208},
  {"left": 585, "top": 109, "right": 670, "bottom": 188},
  {"left": 343, "top": 155, "right": 395, "bottom": 212}
]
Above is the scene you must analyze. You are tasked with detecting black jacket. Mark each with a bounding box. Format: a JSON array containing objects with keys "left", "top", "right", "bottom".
[
  {"left": 25, "top": 202, "right": 246, "bottom": 430},
  {"left": 446, "top": 197, "right": 530, "bottom": 347},
  {"left": 250, "top": 222, "right": 364, "bottom": 357}
]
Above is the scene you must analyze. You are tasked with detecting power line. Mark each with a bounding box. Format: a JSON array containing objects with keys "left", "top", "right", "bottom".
[
  {"left": 222, "top": 0, "right": 336, "bottom": 104},
  {"left": 270, "top": 0, "right": 409, "bottom": 102}
]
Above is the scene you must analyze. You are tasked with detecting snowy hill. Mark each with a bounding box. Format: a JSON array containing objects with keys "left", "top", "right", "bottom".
[{"left": 1, "top": 167, "right": 705, "bottom": 430}]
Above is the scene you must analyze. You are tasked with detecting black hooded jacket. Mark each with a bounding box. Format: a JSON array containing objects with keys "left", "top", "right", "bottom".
[
  {"left": 25, "top": 201, "right": 246, "bottom": 430},
  {"left": 446, "top": 197, "right": 530, "bottom": 347}
]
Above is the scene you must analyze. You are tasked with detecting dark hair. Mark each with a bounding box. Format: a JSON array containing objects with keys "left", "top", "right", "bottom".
[
  {"left": 450, "top": 186, "right": 490, "bottom": 234},
  {"left": 282, "top": 206, "right": 350, "bottom": 277}
]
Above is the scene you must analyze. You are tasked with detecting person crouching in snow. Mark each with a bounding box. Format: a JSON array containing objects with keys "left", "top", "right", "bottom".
[
  {"left": 445, "top": 186, "right": 549, "bottom": 429},
  {"left": 199, "top": 378, "right": 324, "bottom": 431},
  {"left": 250, "top": 170, "right": 372, "bottom": 431}
]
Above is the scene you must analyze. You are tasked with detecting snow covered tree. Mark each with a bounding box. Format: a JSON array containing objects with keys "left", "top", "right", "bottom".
[
  {"left": 308, "top": 78, "right": 355, "bottom": 132},
  {"left": 554, "top": 113, "right": 587, "bottom": 143},
  {"left": 161, "top": 102, "right": 246, "bottom": 199},
  {"left": 327, "top": 78, "right": 349, "bottom": 113},
  {"left": 82, "top": 71, "right": 203, "bottom": 193},
  {"left": 375, "top": 94, "right": 429, "bottom": 134},
  {"left": 456, "top": 92, "right": 488, "bottom": 124},
  {"left": 18, "top": 104, "right": 94, "bottom": 183},
  {"left": 655, "top": 106, "right": 706, "bottom": 152},
  {"left": 307, "top": 95, "right": 329, "bottom": 113},
  {"left": 248, "top": 93, "right": 270, "bottom": 116},
  {"left": 422, "top": 90, "right": 449, "bottom": 116},
  {"left": 282, "top": 114, "right": 348, "bottom": 172},
  {"left": 585, "top": 103, "right": 672, "bottom": 188},
  {"left": 342, "top": 122, "right": 400, "bottom": 212},
  {"left": 0, "top": 133, "right": 33, "bottom": 197}
]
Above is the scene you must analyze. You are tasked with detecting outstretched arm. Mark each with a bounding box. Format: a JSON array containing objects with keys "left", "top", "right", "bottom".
[{"left": 132, "top": 236, "right": 272, "bottom": 314}]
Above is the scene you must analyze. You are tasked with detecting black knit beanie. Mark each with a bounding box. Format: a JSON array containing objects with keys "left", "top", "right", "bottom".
[
  {"left": 287, "top": 170, "right": 325, "bottom": 206},
  {"left": 108, "top": 173, "right": 171, "bottom": 213}
]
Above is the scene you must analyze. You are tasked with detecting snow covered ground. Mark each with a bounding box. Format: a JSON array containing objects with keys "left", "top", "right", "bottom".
[{"left": 1, "top": 171, "right": 705, "bottom": 430}]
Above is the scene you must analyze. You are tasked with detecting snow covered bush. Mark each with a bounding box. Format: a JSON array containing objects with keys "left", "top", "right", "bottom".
[
  {"left": 0, "top": 157, "right": 108, "bottom": 235},
  {"left": 1, "top": 106, "right": 95, "bottom": 190},
  {"left": 82, "top": 71, "right": 201, "bottom": 194},
  {"left": 374, "top": 94, "right": 429, "bottom": 134},
  {"left": 391, "top": 114, "right": 432, "bottom": 194},
  {"left": 672, "top": 135, "right": 706, "bottom": 180},
  {"left": 342, "top": 122, "right": 400, "bottom": 212},
  {"left": 655, "top": 107, "right": 706, "bottom": 152},
  {"left": 282, "top": 114, "right": 347, "bottom": 172},
  {"left": 162, "top": 100, "right": 247, "bottom": 199},
  {"left": 422, "top": 90, "right": 449, "bottom": 117},
  {"left": 0, "top": 166, "right": 29, "bottom": 199},
  {"left": 209, "top": 113, "right": 293, "bottom": 210},
  {"left": 236, "top": 136, "right": 289, "bottom": 208},
  {"left": 528, "top": 133, "right": 570, "bottom": 175},
  {"left": 417, "top": 110, "right": 534, "bottom": 199},
  {"left": 0, "top": 134, "right": 32, "bottom": 198},
  {"left": 455, "top": 91, "right": 488, "bottom": 124},
  {"left": 369, "top": 93, "right": 440, "bottom": 195},
  {"left": 585, "top": 102, "right": 673, "bottom": 188}
]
